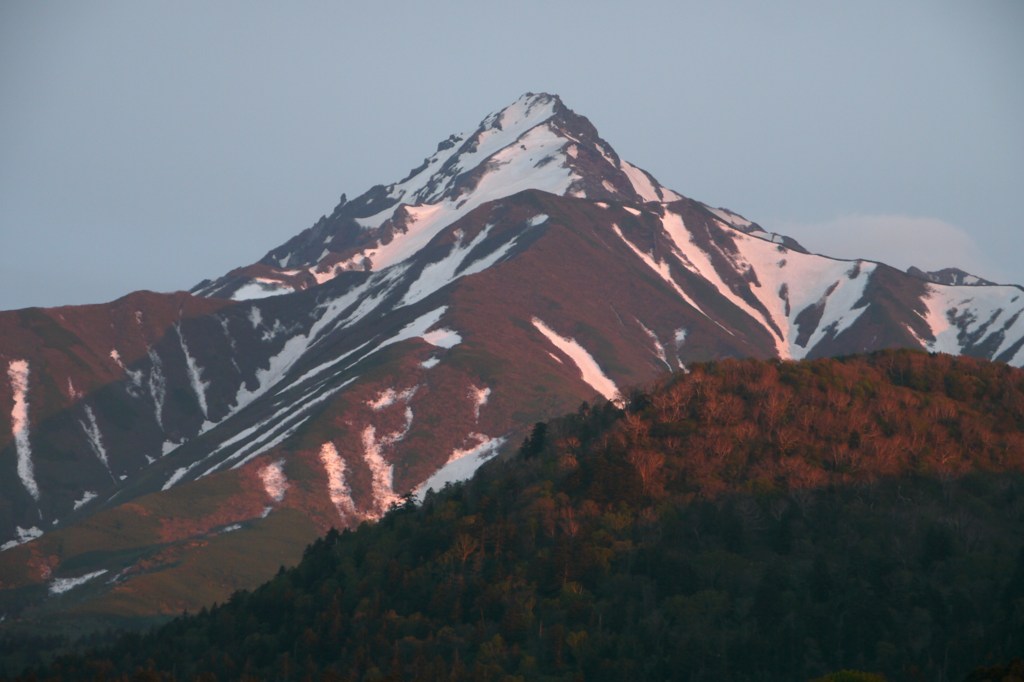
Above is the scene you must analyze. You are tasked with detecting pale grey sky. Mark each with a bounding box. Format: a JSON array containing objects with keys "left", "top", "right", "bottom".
[{"left": 2, "top": 1, "right": 1021, "bottom": 310}]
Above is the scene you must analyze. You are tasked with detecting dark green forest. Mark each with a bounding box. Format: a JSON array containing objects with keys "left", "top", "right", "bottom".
[{"left": 6, "top": 351, "right": 1024, "bottom": 681}]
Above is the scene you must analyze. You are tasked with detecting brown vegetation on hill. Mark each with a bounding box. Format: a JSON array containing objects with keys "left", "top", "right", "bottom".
[
  {"left": 600, "top": 350, "right": 1024, "bottom": 499},
  {"left": 7, "top": 350, "right": 1024, "bottom": 680}
]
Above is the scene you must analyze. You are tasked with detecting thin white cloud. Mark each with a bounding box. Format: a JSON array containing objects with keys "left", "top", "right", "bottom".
[{"left": 772, "top": 214, "right": 1007, "bottom": 283}]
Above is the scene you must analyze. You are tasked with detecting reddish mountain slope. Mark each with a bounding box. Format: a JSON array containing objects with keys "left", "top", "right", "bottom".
[{"left": 2, "top": 93, "right": 1023, "bottom": 628}]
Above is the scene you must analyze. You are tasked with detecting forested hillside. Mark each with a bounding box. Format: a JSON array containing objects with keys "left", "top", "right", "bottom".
[{"left": 8, "top": 350, "right": 1024, "bottom": 680}]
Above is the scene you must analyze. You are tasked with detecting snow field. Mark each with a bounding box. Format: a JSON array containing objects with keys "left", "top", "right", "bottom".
[
  {"left": 915, "top": 285, "right": 1024, "bottom": 362},
  {"left": 620, "top": 160, "right": 680, "bottom": 202},
  {"left": 724, "top": 227, "right": 876, "bottom": 358},
  {"left": 657, "top": 209, "right": 876, "bottom": 359}
]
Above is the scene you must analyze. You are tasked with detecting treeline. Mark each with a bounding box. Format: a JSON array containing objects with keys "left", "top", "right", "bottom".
[{"left": 11, "top": 350, "right": 1024, "bottom": 680}]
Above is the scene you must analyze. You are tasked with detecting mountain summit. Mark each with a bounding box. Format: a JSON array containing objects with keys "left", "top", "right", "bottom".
[
  {"left": 193, "top": 92, "right": 778, "bottom": 300},
  {"left": 2, "top": 93, "right": 1023, "bottom": 630}
]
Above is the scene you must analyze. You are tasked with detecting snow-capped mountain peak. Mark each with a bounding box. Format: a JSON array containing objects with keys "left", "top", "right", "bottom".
[
  {"left": 376, "top": 92, "right": 565, "bottom": 209},
  {"left": 192, "top": 93, "right": 684, "bottom": 300}
]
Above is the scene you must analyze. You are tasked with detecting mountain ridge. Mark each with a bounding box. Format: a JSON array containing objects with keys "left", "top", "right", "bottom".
[
  {"left": 190, "top": 92, "right": 791, "bottom": 301},
  {"left": 2, "top": 93, "right": 1023, "bottom": 633}
]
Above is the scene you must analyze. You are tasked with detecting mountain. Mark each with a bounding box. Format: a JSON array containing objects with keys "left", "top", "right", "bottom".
[
  {"left": 906, "top": 266, "right": 998, "bottom": 287},
  {"left": 190, "top": 92, "right": 787, "bottom": 300},
  {"left": 2, "top": 92, "right": 1024, "bottom": 632},
  {"left": 11, "top": 351, "right": 1024, "bottom": 680}
]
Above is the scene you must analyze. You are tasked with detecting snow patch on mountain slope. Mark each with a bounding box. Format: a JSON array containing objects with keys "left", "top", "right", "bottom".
[
  {"left": 398, "top": 221, "right": 521, "bottom": 308},
  {"left": 65, "top": 377, "right": 81, "bottom": 400},
  {"left": 332, "top": 271, "right": 411, "bottom": 337},
  {"left": 232, "top": 280, "right": 295, "bottom": 301},
  {"left": 364, "top": 395, "right": 415, "bottom": 453},
  {"left": 704, "top": 205, "right": 753, "bottom": 229},
  {"left": 368, "top": 386, "right": 417, "bottom": 411},
  {"left": 660, "top": 210, "right": 775, "bottom": 338},
  {"left": 176, "top": 326, "right": 209, "bottom": 418},
  {"left": 148, "top": 348, "right": 167, "bottom": 429},
  {"left": 532, "top": 318, "right": 619, "bottom": 400},
  {"left": 73, "top": 491, "right": 97, "bottom": 510},
  {"left": 227, "top": 415, "right": 312, "bottom": 471},
  {"left": 915, "top": 285, "right": 1024, "bottom": 364},
  {"left": 470, "top": 386, "right": 491, "bottom": 420},
  {"left": 259, "top": 319, "right": 291, "bottom": 343},
  {"left": 231, "top": 271, "right": 400, "bottom": 414},
  {"left": 210, "top": 377, "right": 357, "bottom": 474},
  {"left": 79, "top": 405, "right": 110, "bottom": 471},
  {"left": 621, "top": 160, "right": 680, "bottom": 202},
  {"left": 109, "top": 349, "right": 144, "bottom": 393},
  {"left": 661, "top": 210, "right": 857, "bottom": 352},
  {"left": 611, "top": 224, "right": 707, "bottom": 316},
  {"left": 282, "top": 339, "right": 379, "bottom": 396},
  {"left": 732, "top": 231, "right": 877, "bottom": 358},
  {"left": 398, "top": 406, "right": 414, "bottom": 439},
  {"left": 414, "top": 434, "right": 507, "bottom": 501},
  {"left": 7, "top": 360, "right": 38, "bottom": 501},
  {"left": 320, "top": 121, "right": 575, "bottom": 283},
  {"left": 291, "top": 307, "right": 455, "bottom": 392},
  {"left": 382, "top": 306, "right": 460, "bottom": 353},
  {"left": 234, "top": 307, "right": 345, "bottom": 410},
  {"left": 637, "top": 321, "right": 672, "bottom": 371},
  {"left": 466, "top": 124, "right": 577, "bottom": 206},
  {"left": 423, "top": 327, "right": 461, "bottom": 348},
  {"left": 1, "top": 526, "right": 43, "bottom": 552},
  {"left": 346, "top": 93, "right": 558, "bottom": 225},
  {"left": 253, "top": 308, "right": 454, "bottom": 447},
  {"left": 162, "top": 464, "right": 196, "bottom": 491},
  {"left": 458, "top": 94, "right": 560, "bottom": 177},
  {"left": 357, "top": 203, "right": 449, "bottom": 272},
  {"left": 49, "top": 570, "right": 108, "bottom": 595},
  {"left": 258, "top": 460, "right": 288, "bottom": 503},
  {"left": 217, "top": 318, "right": 242, "bottom": 374},
  {"left": 319, "top": 442, "right": 358, "bottom": 520},
  {"left": 361, "top": 428, "right": 401, "bottom": 516}
]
